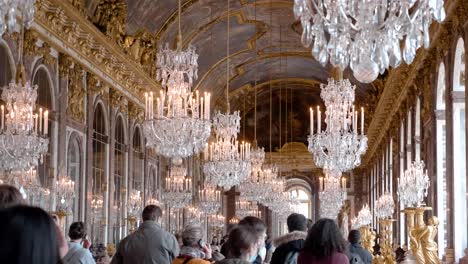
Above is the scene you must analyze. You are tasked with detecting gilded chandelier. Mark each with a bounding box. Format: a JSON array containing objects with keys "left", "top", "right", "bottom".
[
  {"left": 398, "top": 160, "right": 430, "bottom": 207},
  {"left": 318, "top": 175, "right": 347, "bottom": 219},
  {"left": 163, "top": 165, "right": 192, "bottom": 209},
  {"left": 0, "top": 66, "right": 49, "bottom": 171},
  {"left": 308, "top": 78, "right": 367, "bottom": 178},
  {"left": 293, "top": 0, "right": 446, "bottom": 83},
  {"left": 0, "top": 0, "right": 36, "bottom": 36},
  {"left": 203, "top": 111, "right": 251, "bottom": 190},
  {"left": 375, "top": 192, "right": 395, "bottom": 219}
]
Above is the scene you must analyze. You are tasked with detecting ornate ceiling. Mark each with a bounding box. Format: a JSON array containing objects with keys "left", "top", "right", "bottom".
[{"left": 84, "top": 0, "right": 382, "bottom": 148}]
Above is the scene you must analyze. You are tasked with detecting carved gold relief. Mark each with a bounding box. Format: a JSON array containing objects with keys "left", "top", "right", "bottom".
[
  {"left": 92, "top": 0, "right": 127, "bottom": 46},
  {"left": 110, "top": 89, "right": 126, "bottom": 112},
  {"left": 122, "top": 30, "right": 156, "bottom": 78},
  {"left": 67, "top": 64, "right": 85, "bottom": 122},
  {"left": 128, "top": 102, "right": 143, "bottom": 122},
  {"left": 23, "top": 29, "right": 39, "bottom": 57},
  {"left": 87, "top": 73, "right": 104, "bottom": 95}
]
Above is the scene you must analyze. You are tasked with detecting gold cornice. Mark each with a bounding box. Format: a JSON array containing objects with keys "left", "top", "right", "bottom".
[
  {"left": 362, "top": 0, "right": 464, "bottom": 166},
  {"left": 32, "top": 0, "right": 161, "bottom": 108}
]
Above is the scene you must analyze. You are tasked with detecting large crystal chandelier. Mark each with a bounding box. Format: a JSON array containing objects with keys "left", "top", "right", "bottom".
[
  {"left": 239, "top": 163, "right": 277, "bottom": 202},
  {"left": 250, "top": 145, "right": 265, "bottom": 173},
  {"left": 197, "top": 183, "right": 221, "bottom": 214},
  {"left": 56, "top": 175, "right": 75, "bottom": 213},
  {"left": 375, "top": 192, "right": 395, "bottom": 219},
  {"left": 208, "top": 213, "right": 225, "bottom": 229},
  {"left": 143, "top": 0, "right": 211, "bottom": 161},
  {"left": 0, "top": 66, "right": 49, "bottom": 171},
  {"left": 308, "top": 78, "right": 367, "bottom": 178},
  {"left": 127, "top": 189, "right": 142, "bottom": 217},
  {"left": 319, "top": 175, "right": 347, "bottom": 219},
  {"left": 398, "top": 160, "right": 429, "bottom": 208},
  {"left": 163, "top": 165, "right": 192, "bottom": 209},
  {"left": 261, "top": 175, "right": 285, "bottom": 208},
  {"left": 203, "top": 111, "right": 251, "bottom": 190},
  {"left": 236, "top": 197, "right": 261, "bottom": 219},
  {"left": 293, "top": 0, "right": 446, "bottom": 83},
  {"left": 351, "top": 203, "right": 373, "bottom": 229},
  {"left": 0, "top": 0, "right": 36, "bottom": 36}
]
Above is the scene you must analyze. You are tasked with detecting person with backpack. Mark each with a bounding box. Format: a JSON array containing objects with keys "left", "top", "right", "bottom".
[
  {"left": 271, "top": 213, "right": 308, "bottom": 264},
  {"left": 348, "top": 230, "right": 372, "bottom": 264}
]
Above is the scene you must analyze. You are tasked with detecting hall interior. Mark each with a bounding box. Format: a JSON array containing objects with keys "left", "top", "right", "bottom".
[{"left": 0, "top": 0, "right": 467, "bottom": 263}]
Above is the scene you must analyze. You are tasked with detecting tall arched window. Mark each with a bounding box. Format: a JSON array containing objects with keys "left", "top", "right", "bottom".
[
  {"left": 132, "top": 127, "right": 144, "bottom": 192},
  {"left": 67, "top": 136, "right": 81, "bottom": 222},
  {"left": 113, "top": 116, "right": 126, "bottom": 243},
  {"left": 452, "top": 37, "right": 466, "bottom": 262},
  {"left": 92, "top": 103, "right": 108, "bottom": 243},
  {"left": 0, "top": 43, "right": 13, "bottom": 87},
  {"left": 436, "top": 62, "right": 447, "bottom": 257},
  {"left": 33, "top": 68, "right": 53, "bottom": 193}
]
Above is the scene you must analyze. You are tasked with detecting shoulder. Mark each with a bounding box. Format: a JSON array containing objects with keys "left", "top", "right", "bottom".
[{"left": 334, "top": 252, "right": 350, "bottom": 262}]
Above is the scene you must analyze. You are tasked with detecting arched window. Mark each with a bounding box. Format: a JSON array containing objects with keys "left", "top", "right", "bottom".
[
  {"left": 290, "top": 188, "right": 311, "bottom": 219},
  {"left": 92, "top": 103, "right": 108, "bottom": 242},
  {"left": 67, "top": 136, "right": 81, "bottom": 224},
  {"left": 132, "top": 127, "right": 144, "bottom": 192},
  {"left": 0, "top": 43, "right": 13, "bottom": 87},
  {"left": 113, "top": 116, "right": 126, "bottom": 243},
  {"left": 436, "top": 62, "right": 447, "bottom": 257},
  {"left": 33, "top": 68, "right": 53, "bottom": 192},
  {"left": 452, "top": 37, "right": 466, "bottom": 262}
]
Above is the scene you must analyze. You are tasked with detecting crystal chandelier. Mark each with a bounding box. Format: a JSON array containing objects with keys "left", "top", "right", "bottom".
[
  {"left": 236, "top": 197, "right": 261, "bottom": 219},
  {"left": 56, "top": 174, "right": 75, "bottom": 213},
  {"left": 185, "top": 206, "right": 202, "bottom": 225},
  {"left": 398, "top": 160, "right": 429, "bottom": 208},
  {"left": 308, "top": 78, "right": 367, "bottom": 177},
  {"left": 208, "top": 214, "right": 225, "bottom": 229},
  {"left": 91, "top": 194, "right": 104, "bottom": 213},
  {"left": 351, "top": 203, "right": 373, "bottom": 229},
  {"left": 293, "top": 0, "right": 446, "bottom": 83},
  {"left": 319, "top": 175, "right": 347, "bottom": 219},
  {"left": 7, "top": 168, "right": 49, "bottom": 207},
  {"left": 163, "top": 165, "right": 192, "bottom": 209},
  {"left": 375, "top": 192, "right": 395, "bottom": 219},
  {"left": 203, "top": 111, "right": 251, "bottom": 190},
  {"left": 197, "top": 183, "right": 221, "bottom": 214},
  {"left": 229, "top": 217, "right": 239, "bottom": 225},
  {"left": 239, "top": 163, "right": 277, "bottom": 202},
  {"left": 260, "top": 174, "right": 285, "bottom": 208},
  {"left": 127, "top": 189, "right": 142, "bottom": 217},
  {"left": 0, "top": 66, "right": 49, "bottom": 171},
  {"left": 0, "top": 0, "right": 36, "bottom": 36},
  {"left": 250, "top": 146, "right": 265, "bottom": 173},
  {"left": 143, "top": 0, "right": 211, "bottom": 161}
]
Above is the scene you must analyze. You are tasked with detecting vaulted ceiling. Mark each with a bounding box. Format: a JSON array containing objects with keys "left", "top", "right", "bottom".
[{"left": 85, "top": 0, "right": 383, "bottom": 149}]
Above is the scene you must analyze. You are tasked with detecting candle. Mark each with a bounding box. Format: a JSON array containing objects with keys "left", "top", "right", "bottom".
[
  {"left": 39, "top": 108, "right": 43, "bottom": 134},
  {"left": 200, "top": 97, "right": 204, "bottom": 120},
  {"left": 319, "top": 177, "right": 324, "bottom": 191},
  {"left": 318, "top": 107, "right": 321, "bottom": 133},
  {"left": 1, "top": 105, "right": 3, "bottom": 131},
  {"left": 145, "top": 92, "right": 148, "bottom": 118},
  {"left": 44, "top": 110, "right": 49, "bottom": 135},
  {"left": 355, "top": 111, "right": 358, "bottom": 134},
  {"left": 34, "top": 114, "right": 38, "bottom": 134},
  {"left": 310, "top": 108, "right": 313, "bottom": 135},
  {"left": 150, "top": 92, "right": 154, "bottom": 119},
  {"left": 361, "top": 107, "right": 364, "bottom": 135}
]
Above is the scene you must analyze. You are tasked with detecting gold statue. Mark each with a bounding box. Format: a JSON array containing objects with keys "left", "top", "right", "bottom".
[
  {"left": 360, "top": 226, "right": 376, "bottom": 254},
  {"left": 420, "top": 217, "right": 440, "bottom": 264}
]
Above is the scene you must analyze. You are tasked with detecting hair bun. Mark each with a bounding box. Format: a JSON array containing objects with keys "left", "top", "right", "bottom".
[{"left": 69, "top": 221, "right": 86, "bottom": 239}]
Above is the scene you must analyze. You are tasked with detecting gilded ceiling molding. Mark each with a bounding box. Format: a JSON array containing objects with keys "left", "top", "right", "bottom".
[
  {"left": 32, "top": 0, "right": 161, "bottom": 109},
  {"left": 266, "top": 142, "right": 317, "bottom": 172},
  {"left": 362, "top": 0, "right": 465, "bottom": 166}
]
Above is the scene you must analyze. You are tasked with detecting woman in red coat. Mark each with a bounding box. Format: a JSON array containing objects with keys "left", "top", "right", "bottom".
[{"left": 298, "top": 218, "right": 349, "bottom": 264}]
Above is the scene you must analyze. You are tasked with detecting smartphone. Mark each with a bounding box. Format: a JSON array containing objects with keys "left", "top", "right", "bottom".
[{"left": 198, "top": 239, "right": 206, "bottom": 248}]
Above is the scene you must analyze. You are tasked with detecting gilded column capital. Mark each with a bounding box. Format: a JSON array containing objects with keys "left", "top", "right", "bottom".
[
  {"left": 58, "top": 53, "right": 73, "bottom": 78},
  {"left": 23, "top": 29, "right": 39, "bottom": 57},
  {"left": 67, "top": 64, "right": 85, "bottom": 122},
  {"left": 128, "top": 102, "right": 143, "bottom": 122},
  {"left": 110, "top": 89, "right": 127, "bottom": 112},
  {"left": 87, "top": 74, "right": 104, "bottom": 95},
  {"left": 39, "top": 42, "right": 55, "bottom": 65}
]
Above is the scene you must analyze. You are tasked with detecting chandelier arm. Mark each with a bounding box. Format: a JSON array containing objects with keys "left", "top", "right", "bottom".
[{"left": 225, "top": 0, "right": 231, "bottom": 113}]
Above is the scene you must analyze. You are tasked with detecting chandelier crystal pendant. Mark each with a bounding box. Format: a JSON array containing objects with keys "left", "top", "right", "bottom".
[
  {"left": 308, "top": 78, "right": 367, "bottom": 178},
  {"left": 143, "top": 0, "right": 211, "bottom": 161},
  {"left": 127, "top": 190, "right": 142, "bottom": 217},
  {"left": 236, "top": 197, "right": 261, "bottom": 219},
  {"left": 208, "top": 213, "right": 225, "bottom": 229},
  {"left": 56, "top": 174, "right": 75, "bottom": 213},
  {"left": 0, "top": 0, "right": 36, "bottom": 36},
  {"left": 293, "top": 0, "right": 446, "bottom": 83},
  {"left": 198, "top": 183, "right": 221, "bottom": 215},
  {"left": 163, "top": 165, "right": 192, "bottom": 209},
  {"left": 0, "top": 66, "right": 49, "bottom": 171},
  {"left": 203, "top": 111, "right": 251, "bottom": 190},
  {"left": 239, "top": 162, "right": 277, "bottom": 202},
  {"left": 398, "top": 160, "right": 430, "bottom": 208},
  {"left": 318, "top": 175, "right": 347, "bottom": 219},
  {"left": 250, "top": 145, "right": 265, "bottom": 173},
  {"left": 375, "top": 192, "right": 395, "bottom": 219},
  {"left": 351, "top": 203, "right": 373, "bottom": 229}
]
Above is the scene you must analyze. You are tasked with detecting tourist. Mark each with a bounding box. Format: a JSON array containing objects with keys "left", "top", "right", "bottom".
[
  {"left": 0, "top": 184, "right": 24, "bottom": 208},
  {"left": 271, "top": 213, "right": 308, "bottom": 264},
  {"left": 298, "top": 218, "right": 349, "bottom": 264},
  {"left": 172, "top": 224, "right": 213, "bottom": 264},
  {"left": 348, "top": 230, "right": 372, "bottom": 264},
  {"left": 0, "top": 205, "right": 63, "bottom": 264},
  {"left": 216, "top": 226, "right": 262, "bottom": 264},
  {"left": 63, "top": 221, "right": 95, "bottom": 264},
  {"left": 111, "top": 205, "right": 179, "bottom": 264}
]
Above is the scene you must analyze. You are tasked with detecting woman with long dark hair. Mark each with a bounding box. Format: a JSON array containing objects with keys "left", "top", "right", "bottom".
[
  {"left": 298, "top": 218, "right": 349, "bottom": 264},
  {"left": 0, "top": 205, "right": 63, "bottom": 264}
]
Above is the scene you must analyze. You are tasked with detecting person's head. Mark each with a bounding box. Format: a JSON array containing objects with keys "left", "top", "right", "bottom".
[
  {"left": 287, "top": 213, "right": 308, "bottom": 232},
  {"left": 181, "top": 223, "right": 204, "bottom": 248},
  {"left": 239, "top": 216, "right": 267, "bottom": 243},
  {"left": 0, "top": 205, "right": 61, "bottom": 264},
  {"left": 226, "top": 225, "right": 261, "bottom": 261},
  {"left": 69, "top": 221, "right": 87, "bottom": 241},
  {"left": 142, "top": 204, "right": 162, "bottom": 222},
  {"left": 303, "top": 218, "right": 347, "bottom": 258},
  {"left": 348, "top": 229, "right": 361, "bottom": 245},
  {"left": 0, "top": 184, "right": 24, "bottom": 209}
]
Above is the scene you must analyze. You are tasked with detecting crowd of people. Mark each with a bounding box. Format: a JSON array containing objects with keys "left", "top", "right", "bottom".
[{"left": 0, "top": 183, "right": 402, "bottom": 264}]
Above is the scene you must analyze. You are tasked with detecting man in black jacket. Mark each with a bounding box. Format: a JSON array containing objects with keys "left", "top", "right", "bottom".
[{"left": 270, "top": 213, "right": 308, "bottom": 264}]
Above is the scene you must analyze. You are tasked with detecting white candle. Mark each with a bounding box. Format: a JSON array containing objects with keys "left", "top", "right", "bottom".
[
  {"left": 318, "top": 108, "right": 321, "bottom": 133},
  {"left": 310, "top": 108, "right": 313, "bottom": 135},
  {"left": 150, "top": 92, "right": 154, "bottom": 119},
  {"left": 34, "top": 114, "right": 38, "bottom": 134},
  {"left": 201, "top": 97, "right": 204, "bottom": 120},
  {"left": 44, "top": 110, "right": 48, "bottom": 135},
  {"left": 355, "top": 111, "right": 358, "bottom": 134},
  {"left": 145, "top": 92, "right": 148, "bottom": 118},
  {"left": 361, "top": 107, "right": 364, "bottom": 135},
  {"left": 39, "top": 108, "right": 43, "bottom": 134},
  {"left": 1, "top": 105, "right": 3, "bottom": 131}
]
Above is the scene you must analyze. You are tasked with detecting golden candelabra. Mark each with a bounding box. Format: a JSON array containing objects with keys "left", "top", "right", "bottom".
[
  {"left": 404, "top": 207, "right": 440, "bottom": 264},
  {"left": 360, "top": 225, "right": 376, "bottom": 255},
  {"left": 380, "top": 219, "right": 396, "bottom": 264},
  {"left": 127, "top": 215, "right": 137, "bottom": 233}
]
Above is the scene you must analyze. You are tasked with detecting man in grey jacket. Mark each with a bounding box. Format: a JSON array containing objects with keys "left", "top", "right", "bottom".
[{"left": 111, "top": 205, "right": 180, "bottom": 264}]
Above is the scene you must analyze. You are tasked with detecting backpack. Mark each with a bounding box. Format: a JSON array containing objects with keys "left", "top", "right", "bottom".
[
  {"left": 284, "top": 251, "right": 299, "bottom": 264},
  {"left": 350, "top": 252, "right": 364, "bottom": 264}
]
